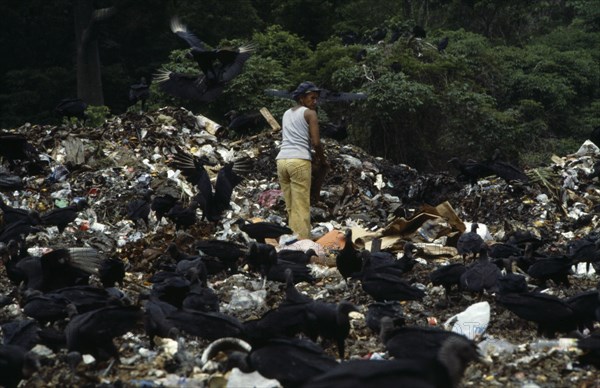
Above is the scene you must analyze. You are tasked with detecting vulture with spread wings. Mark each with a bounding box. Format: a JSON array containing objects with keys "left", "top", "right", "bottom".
[
  {"left": 169, "top": 148, "right": 253, "bottom": 222},
  {"left": 265, "top": 87, "right": 367, "bottom": 103},
  {"left": 156, "top": 17, "right": 254, "bottom": 102}
]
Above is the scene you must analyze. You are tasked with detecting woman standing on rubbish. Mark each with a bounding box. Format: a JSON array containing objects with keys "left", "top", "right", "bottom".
[{"left": 276, "top": 81, "right": 329, "bottom": 240}]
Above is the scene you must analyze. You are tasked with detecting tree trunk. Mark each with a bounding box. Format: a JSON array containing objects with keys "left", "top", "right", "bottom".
[
  {"left": 74, "top": 0, "right": 104, "bottom": 105},
  {"left": 402, "top": 0, "right": 412, "bottom": 19}
]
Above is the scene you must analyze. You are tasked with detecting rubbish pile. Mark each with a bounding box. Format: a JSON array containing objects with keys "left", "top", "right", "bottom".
[{"left": 0, "top": 107, "right": 599, "bottom": 387}]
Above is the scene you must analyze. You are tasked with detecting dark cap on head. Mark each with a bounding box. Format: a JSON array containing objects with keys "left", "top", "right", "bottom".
[{"left": 292, "top": 81, "right": 321, "bottom": 100}]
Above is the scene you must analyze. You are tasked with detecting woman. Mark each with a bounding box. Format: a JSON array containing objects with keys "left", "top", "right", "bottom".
[{"left": 276, "top": 81, "right": 328, "bottom": 239}]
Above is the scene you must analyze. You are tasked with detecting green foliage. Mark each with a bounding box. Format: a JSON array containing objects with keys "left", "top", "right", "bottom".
[
  {"left": 219, "top": 56, "right": 291, "bottom": 119},
  {"left": 301, "top": 38, "right": 358, "bottom": 87},
  {"left": 1, "top": 0, "right": 598, "bottom": 172},
  {"left": 251, "top": 25, "right": 313, "bottom": 68},
  {"left": 332, "top": 0, "right": 405, "bottom": 34},
  {"left": 85, "top": 105, "right": 111, "bottom": 127},
  {"left": 568, "top": 0, "right": 600, "bottom": 31},
  {"left": 0, "top": 67, "right": 73, "bottom": 127}
]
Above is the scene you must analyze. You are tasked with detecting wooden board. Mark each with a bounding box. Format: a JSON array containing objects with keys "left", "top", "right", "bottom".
[{"left": 260, "top": 107, "right": 281, "bottom": 131}]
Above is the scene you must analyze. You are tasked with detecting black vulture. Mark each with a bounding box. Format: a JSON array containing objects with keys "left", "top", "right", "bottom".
[
  {"left": 429, "top": 263, "right": 467, "bottom": 305},
  {"left": 484, "top": 149, "right": 529, "bottom": 183},
  {"left": 389, "top": 61, "right": 402, "bottom": 73},
  {"left": 0, "top": 170, "right": 23, "bottom": 190},
  {"left": 126, "top": 189, "right": 153, "bottom": 227},
  {"left": 489, "top": 241, "right": 522, "bottom": 260},
  {"left": 2, "top": 319, "right": 41, "bottom": 350},
  {"left": 165, "top": 200, "right": 199, "bottom": 230},
  {"left": 281, "top": 268, "right": 313, "bottom": 306},
  {"left": 15, "top": 247, "right": 103, "bottom": 292},
  {"left": 304, "top": 300, "right": 359, "bottom": 359},
  {"left": 379, "top": 316, "right": 475, "bottom": 362},
  {"left": 506, "top": 230, "right": 549, "bottom": 251},
  {"left": 277, "top": 248, "right": 316, "bottom": 265},
  {"left": 55, "top": 98, "right": 87, "bottom": 121},
  {"left": 365, "top": 27, "right": 387, "bottom": 44},
  {"left": 304, "top": 335, "right": 479, "bottom": 388},
  {"left": 335, "top": 229, "right": 362, "bottom": 282},
  {"left": 365, "top": 301, "right": 405, "bottom": 334},
  {"left": 224, "top": 110, "right": 266, "bottom": 133},
  {"left": 412, "top": 25, "right": 427, "bottom": 39},
  {"left": 0, "top": 219, "right": 43, "bottom": 245},
  {"left": 577, "top": 331, "right": 600, "bottom": 368},
  {"left": 151, "top": 193, "right": 178, "bottom": 223},
  {"left": 151, "top": 274, "right": 191, "bottom": 308},
  {"left": 448, "top": 157, "right": 494, "bottom": 184},
  {"left": 234, "top": 218, "right": 293, "bottom": 243},
  {"left": 397, "top": 242, "right": 419, "bottom": 272},
  {"left": 194, "top": 239, "right": 246, "bottom": 273},
  {"left": 24, "top": 285, "right": 126, "bottom": 321},
  {"left": 354, "top": 48, "right": 367, "bottom": 62},
  {"left": 21, "top": 292, "right": 72, "bottom": 323},
  {"left": 437, "top": 36, "right": 449, "bottom": 53},
  {"left": 361, "top": 250, "right": 405, "bottom": 278},
  {"left": 0, "top": 197, "right": 41, "bottom": 227},
  {"left": 41, "top": 198, "right": 88, "bottom": 233},
  {"left": 340, "top": 30, "right": 359, "bottom": 46},
  {"left": 243, "top": 303, "right": 311, "bottom": 347},
  {"left": 566, "top": 236, "right": 600, "bottom": 273},
  {"left": 202, "top": 337, "right": 338, "bottom": 388},
  {"left": 389, "top": 27, "right": 404, "bottom": 43},
  {"left": 456, "top": 223, "right": 484, "bottom": 262},
  {"left": 497, "top": 273, "right": 529, "bottom": 294},
  {"left": 564, "top": 289, "right": 600, "bottom": 332},
  {"left": 0, "top": 134, "right": 45, "bottom": 174},
  {"left": 156, "top": 17, "right": 254, "bottom": 102},
  {"left": 320, "top": 117, "right": 349, "bottom": 141},
  {"left": 175, "top": 255, "right": 209, "bottom": 278},
  {"left": 167, "top": 309, "right": 245, "bottom": 341},
  {"left": 65, "top": 305, "right": 142, "bottom": 361},
  {"left": 496, "top": 290, "right": 578, "bottom": 337},
  {"left": 169, "top": 148, "right": 252, "bottom": 222},
  {"left": 182, "top": 266, "right": 220, "bottom": 313},
  {"left": 360, "top": 258, "right": 425, "bottom": 302},
  {"left": 142, "top": 296, "right": 178, "bottom": 349},
  {"left": 590, "top": 126, "right": 600, "bottom": 147},
  {"left": 526, "top": 254, "right": 573, "bottom": 288},
  {"left": 459, "top": 243, "right": 501, "bottom": 294},
  {"left": 265, "top": 87, "right": 367, "bottom": 103},
  {"left": 267, "top": 258, "right": 315, "bottom": 284},
  {"left": 244, "top": 241, "right": 278, "bottom": 281},
  {"left": 0, "top": 344, "right": 40, "bottom": 388},
  {"left": 98, "top": 257, "right": 126, "bottom": 288},
  {"left": 129, "top": 77, "right": 150, "bottom": 111},
  {"left": 166, "top": 242, "right": 199, "bottom": 263},
  {"left": 508, "top": 242, "right": 537, "bottom": 272}
]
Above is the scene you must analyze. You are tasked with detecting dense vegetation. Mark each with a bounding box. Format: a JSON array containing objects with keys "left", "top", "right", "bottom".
[{"left": 0, "top": 0, "right": 598, "bottom": 171}]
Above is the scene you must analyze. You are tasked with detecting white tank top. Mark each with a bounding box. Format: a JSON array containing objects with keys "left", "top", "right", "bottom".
[{"left": 276, "top": 106, "right": 311, "bottom": 160}]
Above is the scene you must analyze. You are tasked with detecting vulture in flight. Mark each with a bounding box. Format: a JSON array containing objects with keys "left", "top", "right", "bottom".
[
  {"left": 265, "top": 87, "right": 367, "bottom": 103},
  {"left": 156, "top": 17, "right": 254, "bottom": 102}
]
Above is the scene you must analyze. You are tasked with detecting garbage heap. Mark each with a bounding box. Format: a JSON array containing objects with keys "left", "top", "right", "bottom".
[{"left": 0, "top": 106, "right": 599, "bottom": 387}]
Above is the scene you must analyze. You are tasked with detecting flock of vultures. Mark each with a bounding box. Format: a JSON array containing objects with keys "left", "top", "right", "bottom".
[{"left": 1, "top": 14, "right": 600, "bottom": 388}]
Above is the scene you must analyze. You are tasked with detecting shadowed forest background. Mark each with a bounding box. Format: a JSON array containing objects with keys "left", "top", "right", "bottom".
[{"left": 0, "top": 0, "right": 598, "bottom": 172}]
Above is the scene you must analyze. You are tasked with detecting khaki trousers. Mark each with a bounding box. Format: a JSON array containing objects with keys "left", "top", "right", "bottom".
[{"left": 277, "top": 158, "right": 312, "bottom": 239}]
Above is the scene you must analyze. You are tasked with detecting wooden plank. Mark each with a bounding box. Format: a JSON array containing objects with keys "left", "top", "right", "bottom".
[
  {"left": 370, "top": 237, "right": 382, "bottom": 253},
  {"left": 195, "top": 113, "right": 222, "bottom": 136},
  {"left": 260, "top": 107, "right": 281, "bottom": 131}
]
